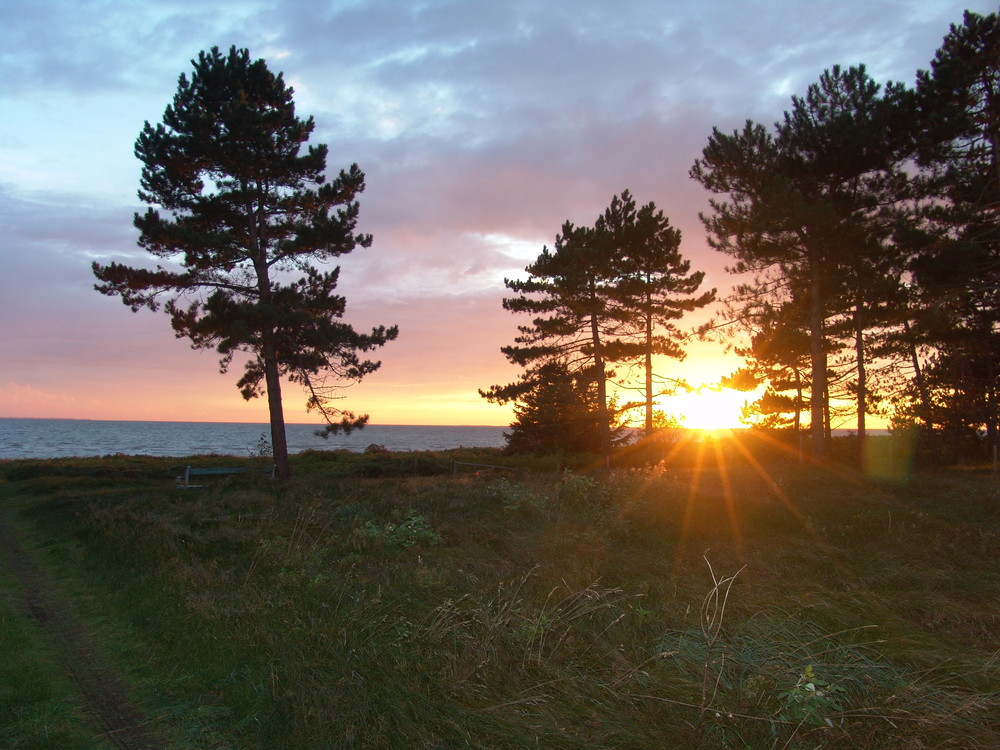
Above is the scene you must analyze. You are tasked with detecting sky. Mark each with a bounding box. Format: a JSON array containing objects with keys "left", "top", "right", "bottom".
[{"left": 1, "top": 0, "right": 994, "bottom": 428}]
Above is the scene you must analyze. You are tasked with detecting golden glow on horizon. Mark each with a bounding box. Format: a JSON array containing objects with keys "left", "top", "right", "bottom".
[{"left": 659, "top": 386, "right": 749, "bottom": 430}]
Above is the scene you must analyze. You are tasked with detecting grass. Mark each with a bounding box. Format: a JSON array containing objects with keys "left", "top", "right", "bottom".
[
  {"left": 1, "top": 437, "right": 998, "bottom": 748},
  {"left": 0, "top": 576, "right": 111, "bottom": 749}
]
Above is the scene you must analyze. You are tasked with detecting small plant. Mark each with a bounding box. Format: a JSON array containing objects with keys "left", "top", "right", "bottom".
[
  {"left": 556, "top": 470, "right": 597, "bottom": 505},
  {"left": 486, "top": 477, "right": 545, "bottom": 511},
  {"left": 249, "top": 433, "right": 273, "bottom": 459},
  {"left": 778, "top": 664, "right": 846, "bottom": 727},
  {"left": 363, "top": 511, "right": 441, "bottom": 549}
]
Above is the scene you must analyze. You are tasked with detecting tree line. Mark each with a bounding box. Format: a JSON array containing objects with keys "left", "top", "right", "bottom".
[
  {"left": 489, "top": 9, "right": 999, "bottom": 462},
  {"left": 479, "top": 191, "right": 714, "bottom": 455},
  {"left": 92, "top": 10, "right": 997, "bottom": 476}
]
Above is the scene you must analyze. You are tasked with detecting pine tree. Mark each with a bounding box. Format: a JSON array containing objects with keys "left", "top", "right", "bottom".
[
  {"left": 692, "top": 65, "right": 912, "bottom": 459},
  {"left": 480, "top": 219, "right": 620, "bottom": 455},
  {"left": 595, "top": 192, "right": 715, "bottom": 438},
  {"left": 691, "top": 118, "right": 836, "bottom": 456},
  {"left": 93, "top": 47, "right": 397, "bottom": 479},
  {"left": 779, "top": 65, "right": 913, "bottom": 453},
  {"left": 911, "top": 10, "right": 1000, "bottom": 456},
  {"left": 500, "top": 361, "right": 606, "bottom": 455},
  {"left": 721, "top": 299, "right": 811, "bottom": 433}
]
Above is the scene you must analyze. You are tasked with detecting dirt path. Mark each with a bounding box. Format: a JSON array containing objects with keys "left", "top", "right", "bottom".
[{"left": 0, "top": 513, "right": 166, "bottom": 749}]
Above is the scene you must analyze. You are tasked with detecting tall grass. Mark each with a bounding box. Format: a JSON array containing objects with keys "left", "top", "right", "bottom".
[{"left": 1, "top": 446, "right": 998, "bottom": 748}]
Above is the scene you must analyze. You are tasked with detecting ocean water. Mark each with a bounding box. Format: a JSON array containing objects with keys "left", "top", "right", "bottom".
[{"left": 0, "top": 419, "right": 508, "bottom": 460}]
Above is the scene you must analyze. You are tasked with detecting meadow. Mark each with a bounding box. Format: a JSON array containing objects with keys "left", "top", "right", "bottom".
[{"left": 1, "top": 437, "right": 998, "bottom": 749}]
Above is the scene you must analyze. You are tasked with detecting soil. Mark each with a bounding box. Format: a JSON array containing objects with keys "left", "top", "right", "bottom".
[{"left": 0, "top": 512, "right": 166, "bottom": 749}]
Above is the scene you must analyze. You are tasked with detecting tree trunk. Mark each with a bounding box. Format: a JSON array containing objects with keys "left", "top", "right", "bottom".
[
  {"left": 986, "top": 337, "right": 997, "bottom": 461},
  {"left": 809, "top": 251, "right": 828, "bottom": 460},
  {"left": 262, "top": 336, "right": 291, "bottom": 480},
  {"left": 855, "top": 302, "right": 867, "bottom": 459},
  {"left": 249, "top": 198, "right": 291, "bottom": 479},
  {"left": 793, "top": 367, "right": 803, "bottom": 434},
  {"left": 791, "top": 367, "right": 804, "bottom": 461},
  {"left": 903, "top": 317, "right": 934, "bottom": 443},
  {"left": 645, "top": 310, "right": 654, "bottom": 439},
  {"left": 984, "top": 82, "right": 998, "bottom": 459},
  {"left": 589, "top": 313, "right": 612, "bottom": 456},
  {"left": 824, "top": 379, "right": 832, "bottom": 444}
]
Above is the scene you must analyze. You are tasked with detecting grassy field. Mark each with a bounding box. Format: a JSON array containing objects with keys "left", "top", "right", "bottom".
[{"left": 1, "top": 437, "right": 998, "bottom": 748}]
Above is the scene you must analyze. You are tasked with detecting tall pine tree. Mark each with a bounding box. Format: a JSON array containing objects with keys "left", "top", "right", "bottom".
[
  {"left": 911, "top": 10, "right": 1000, "bottom": 455},
  {"left": 93, "top": 47, "right": 397, "bottom": 479},
  {"left": 481, "top": 219, "right": 620, "bottom": 455},
  {"left": 595, "top": 192, "right": 715, "bottom": 438},
  {"left": 692, "top": 66, "right": 911, "bottom": 459}
]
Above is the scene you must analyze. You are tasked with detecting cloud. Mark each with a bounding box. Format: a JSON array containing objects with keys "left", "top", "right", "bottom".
[{"left": 1, "top": 0, "right": 994, "bottom": 425}]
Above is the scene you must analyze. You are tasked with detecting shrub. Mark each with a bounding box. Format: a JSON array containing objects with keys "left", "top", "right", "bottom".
[{"left": 363, "top": 511, "right": 442, "bottom": 549}]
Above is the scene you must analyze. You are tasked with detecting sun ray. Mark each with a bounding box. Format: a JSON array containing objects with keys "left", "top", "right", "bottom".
[
  {"left": 727, "top": 433, "right": 815, "bottom": 531},
  {"left": 673, "top": 433, "right": 708, "bottom": 580},
  {"left": 726, "top": 432, "right": 852, "bottom": 572},
  {"left": 711, "top": 431, "right": 745, "bottom": 563}
]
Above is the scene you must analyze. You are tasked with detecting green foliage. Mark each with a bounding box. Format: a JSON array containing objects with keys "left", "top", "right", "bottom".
[
  {"left": 497, "top": 360, "right": 609, "bottom": 455},
  {"left": 778, "top": 665, "right": 847, "bottom": 727},
  {"left": 486, "top": 476, "right": 546, "bottom": 511},
  {"left": 362, "top": 511, "right": 442, "bottom": 549},
  {"left": 556, "top": 469, "right": 599, "bottom": 505}
]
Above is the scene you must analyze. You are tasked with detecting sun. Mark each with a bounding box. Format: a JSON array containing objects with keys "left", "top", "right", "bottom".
[{"left": 659, "top": 386, "right": 748, "bottom": 430}]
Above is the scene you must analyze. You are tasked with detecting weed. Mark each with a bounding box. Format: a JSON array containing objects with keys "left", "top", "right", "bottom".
[
  {"left": 363, "top": 511, "right": 442, "bottom": 549},
  {"left": 556, "top": 469, "right": 599, "bottom": 505},
  {"left": 486, "top": 476, "right": 546, "bottom": 511},
  {"left": 248, "top": 433, "right": 272, "bottom": 460},
  {"left": 698, "top": 557, "right": 746, "bottom": 719},
  {"left": 778, "top": 664, "right": 847, "bottom": 727}
]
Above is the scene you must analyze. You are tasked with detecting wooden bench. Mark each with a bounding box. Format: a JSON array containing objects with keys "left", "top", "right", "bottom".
[
  {"left": 177, "top": 465, "right": 276, "bottom": 488},
  {"left": 451, "top": 461, "right": 517, "bottom": 475}
]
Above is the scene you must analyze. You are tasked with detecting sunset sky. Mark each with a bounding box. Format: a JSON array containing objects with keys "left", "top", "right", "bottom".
[{"left": 1, "top": 0, "right": 992, "bottom": 428}]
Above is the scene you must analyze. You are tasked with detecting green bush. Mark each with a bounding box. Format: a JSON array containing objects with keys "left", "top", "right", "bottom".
[{"left": 363, "top": 511, "right": 442, "bottom": 549}]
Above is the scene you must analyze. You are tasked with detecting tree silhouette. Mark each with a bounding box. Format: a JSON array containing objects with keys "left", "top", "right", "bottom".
[
  {"left": 93, "top": 47, "right": 397, "bottom": 479},
  {"left": 911, "top": 10, "right": 1000, "bottom": 456},
  {"left": 721, "top": 299, "right": 811, "bottom": 432},
  {"left": 483, "top": 192, "right": 711, "bottom": 454},
  {"left": 480, "top": 218, "right": 620, "bottom": 454},
  {"left": 499, "top": 360, "right": 608, "bottom": 455},
  {"left": 692, "top": 65, "right": 911, "bottom": 459},
  {"left": 594, "top": 192, "right": 714, "bottom": 438}
]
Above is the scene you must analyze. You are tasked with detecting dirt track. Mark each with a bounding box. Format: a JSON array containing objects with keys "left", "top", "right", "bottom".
[{"left": 0, "top": 513, "right": 165, "bottom": 749}]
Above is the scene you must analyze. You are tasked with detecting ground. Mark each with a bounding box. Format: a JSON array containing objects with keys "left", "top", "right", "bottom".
[{"left": 0, "top": 511, "right": 164, "bottom": 749}]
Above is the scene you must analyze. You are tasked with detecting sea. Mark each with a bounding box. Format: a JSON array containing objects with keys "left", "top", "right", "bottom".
[{"left": 0, "top": 419, "right": 508, "bottom": 460}]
